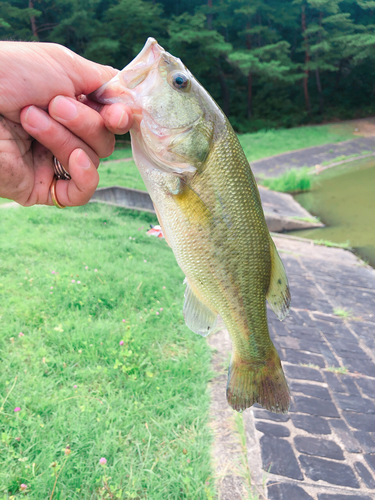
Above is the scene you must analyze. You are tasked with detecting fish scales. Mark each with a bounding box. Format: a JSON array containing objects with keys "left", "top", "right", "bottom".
[{"left": 91, "top": 38, "right": 291, "bottom": 413}]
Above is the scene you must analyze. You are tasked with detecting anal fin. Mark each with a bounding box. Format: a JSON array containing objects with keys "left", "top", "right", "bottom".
[
  {"left": 266, "top": 237, "right": 291, "bottom": 320},
  {"left": 183, "top": 280, "right": 217, "bottom": 337}
]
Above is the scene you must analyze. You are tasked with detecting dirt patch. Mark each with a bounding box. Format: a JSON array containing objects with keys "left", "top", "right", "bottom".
[
  {"left": 352, "top": 118, "right": 375, "bottom": 137},
  {"left": 328, "top": 117, "right": 375, "bottom": 137}
]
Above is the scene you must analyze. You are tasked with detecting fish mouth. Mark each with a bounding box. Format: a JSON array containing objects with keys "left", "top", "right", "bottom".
[{"left": 89, "top": 38, "right": 163, "bottom": 106}]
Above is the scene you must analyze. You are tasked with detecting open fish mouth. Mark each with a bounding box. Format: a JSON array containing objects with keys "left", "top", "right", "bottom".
[{"left": 89, "top": 38, "right": 163, "bottom": 106}]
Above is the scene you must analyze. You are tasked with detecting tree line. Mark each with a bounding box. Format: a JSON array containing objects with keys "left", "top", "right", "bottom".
[{"left": 2, "top": 0, "right": 375, "bottom": 131}]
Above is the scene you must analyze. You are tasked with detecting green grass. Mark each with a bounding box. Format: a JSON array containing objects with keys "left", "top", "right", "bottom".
[
  {"left": 326, "top": 366, "right": 349, "bottom": 374},
  {"left": 98, "top": 159, "right": 145, "bottom": 191},
  {"left": 238, "top": 124, "right": 355, "bottom": 163},
  {"left": 321, "top": 154, "right": 359, "bottom": 166},
  {"left": 101, "top": 148, "right": 133, "bottom": 162},
  {"left": 233, "top": 413, "right": 259, "bottom": 500},
  {"left": 0, "top": 203, "right": 214, "bottom": 499},
  {"left": 258, "top": 167, "right": 312, "bottom": 194},
  {"left": 333, "top": 308, "right": 353, "bottom": 319},
  {"left": 321, "top": 151, "right": 375, "bottom": 167},
  {"left": 0, "top": 198, "right": 14, "bottom": 206},
  {"left": 290, "top": 216, "right": 321, "bottom": 224},
  {"left": 313, "top": 240, "right": 351, "bottom": 249}
]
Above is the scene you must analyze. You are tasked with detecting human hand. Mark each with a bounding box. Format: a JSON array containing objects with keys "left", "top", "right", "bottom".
[{"left": 0, "top": 42, "right": 132, "bottom": 207}]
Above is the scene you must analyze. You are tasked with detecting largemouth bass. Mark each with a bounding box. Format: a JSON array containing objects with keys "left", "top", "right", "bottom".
[{"left": 91, "top": 38, "right": 291, "bottom": 413}]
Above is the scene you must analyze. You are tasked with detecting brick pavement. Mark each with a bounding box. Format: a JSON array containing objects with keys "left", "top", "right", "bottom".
[{"left": 209, "top": 234, "right": 375, "bottom": 500}]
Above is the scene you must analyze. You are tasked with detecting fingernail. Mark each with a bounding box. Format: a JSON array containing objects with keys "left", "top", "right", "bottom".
[
  {"left": 52, "top": 96, "right": 78, "bottom": 121},
  {"left": 24, "top": 106, "right": 50, "bottom": 131},
  {"left": 116, "top": 109, "right": 127, "bottom": 129},
  {"left": 76, "top": 149, "right": 91, "bottom": 169}
]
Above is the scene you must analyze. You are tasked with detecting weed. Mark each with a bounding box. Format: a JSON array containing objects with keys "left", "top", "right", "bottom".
[
  {"left": 321, "top": 153, "right": 359, "bottom": 166},
  {"left": 300, "top": 363, "right": 320, "bottom": 369},
  {"left": 356, "top": 258, "right": 370, "bottom": 267},
  {"left": 326, "top": 366, "right": 349, "bottom": 374},
  {"left": 333, "top": 308, "right": 353, "bottom": 319},
  {"left": 313, "top": 239, "right": 351, "bottom": 249},
  {"left": 290, "top": 216, "right": 321, "bottom": 224},
  {"left": 233, "top": 413, "right": 260, "bottom": 500},
  {"left": 258, "top": 167, "right": 313, "bottom": 194}
]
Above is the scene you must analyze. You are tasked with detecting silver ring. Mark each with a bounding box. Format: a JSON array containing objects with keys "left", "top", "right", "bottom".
[{"left": 53, "top": 156, "right": 71, "bottom": 181}]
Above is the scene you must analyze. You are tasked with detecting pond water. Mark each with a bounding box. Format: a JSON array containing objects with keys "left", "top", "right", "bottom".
[{"left": 292, "top": 157, "right": 375, "bottom": 268}]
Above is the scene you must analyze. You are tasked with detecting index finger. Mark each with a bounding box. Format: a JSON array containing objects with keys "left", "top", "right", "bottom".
[{"left": 80, "top": 97, "right": 133, "bottom": 135}]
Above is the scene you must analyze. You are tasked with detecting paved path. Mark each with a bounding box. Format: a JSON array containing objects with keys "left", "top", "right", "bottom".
[
  {"left": 251, "top": 137, "right": 375, "bottom": 177},
  {"left": 209, "top": 234, "right": 375, "bottom": 499}
]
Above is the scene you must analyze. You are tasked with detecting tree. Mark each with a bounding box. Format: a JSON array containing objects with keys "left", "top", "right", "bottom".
[
  {"left": 168, "top": 12, "right": 232, "bottom": 114},
  {"left": 295, "top": 0, "right": 375, "bottom": 113},
  {"left": 0, "top": 1, "right": 41, "bottom": 40},
  {"left": 1, "top": 0, "right": 375, "bottom": 129},
  {"left": 102, "top": 0, "right": 166, "bottom": 68},
  {"left": 226, "top": 0, "right": 300, "bottom": 119}
]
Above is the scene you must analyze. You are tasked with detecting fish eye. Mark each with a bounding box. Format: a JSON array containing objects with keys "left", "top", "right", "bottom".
[{"left": 172, "top": 73, "right": 189, "bottom": 90}]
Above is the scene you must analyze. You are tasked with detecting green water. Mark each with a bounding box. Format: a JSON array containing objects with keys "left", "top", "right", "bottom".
[{"left": 292, "top": 157, "right": 375, "bottom": 268}]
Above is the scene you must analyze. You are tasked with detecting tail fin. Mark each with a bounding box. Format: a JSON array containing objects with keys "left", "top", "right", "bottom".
[{"left": 226, "top": 351, "right": 290, "bottom": 413}]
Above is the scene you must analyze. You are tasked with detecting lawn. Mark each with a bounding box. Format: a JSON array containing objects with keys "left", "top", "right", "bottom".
[
  {"left": 238, "top": 123, "right": 355, "bottom": 162},
  {"left": 98, "top": 158, "right": 145, "bottom": 191},
  {"left": 0, "top": 203, "right": 215, "bottom": 499}
]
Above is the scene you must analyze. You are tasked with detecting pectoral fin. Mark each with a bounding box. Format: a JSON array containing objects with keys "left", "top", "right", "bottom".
[
  {"left": 183, "top": 280, "right": 218, "bottom": 337},
  {"left": 266, "top": 238, "right": 291, "bottom": 320}
]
